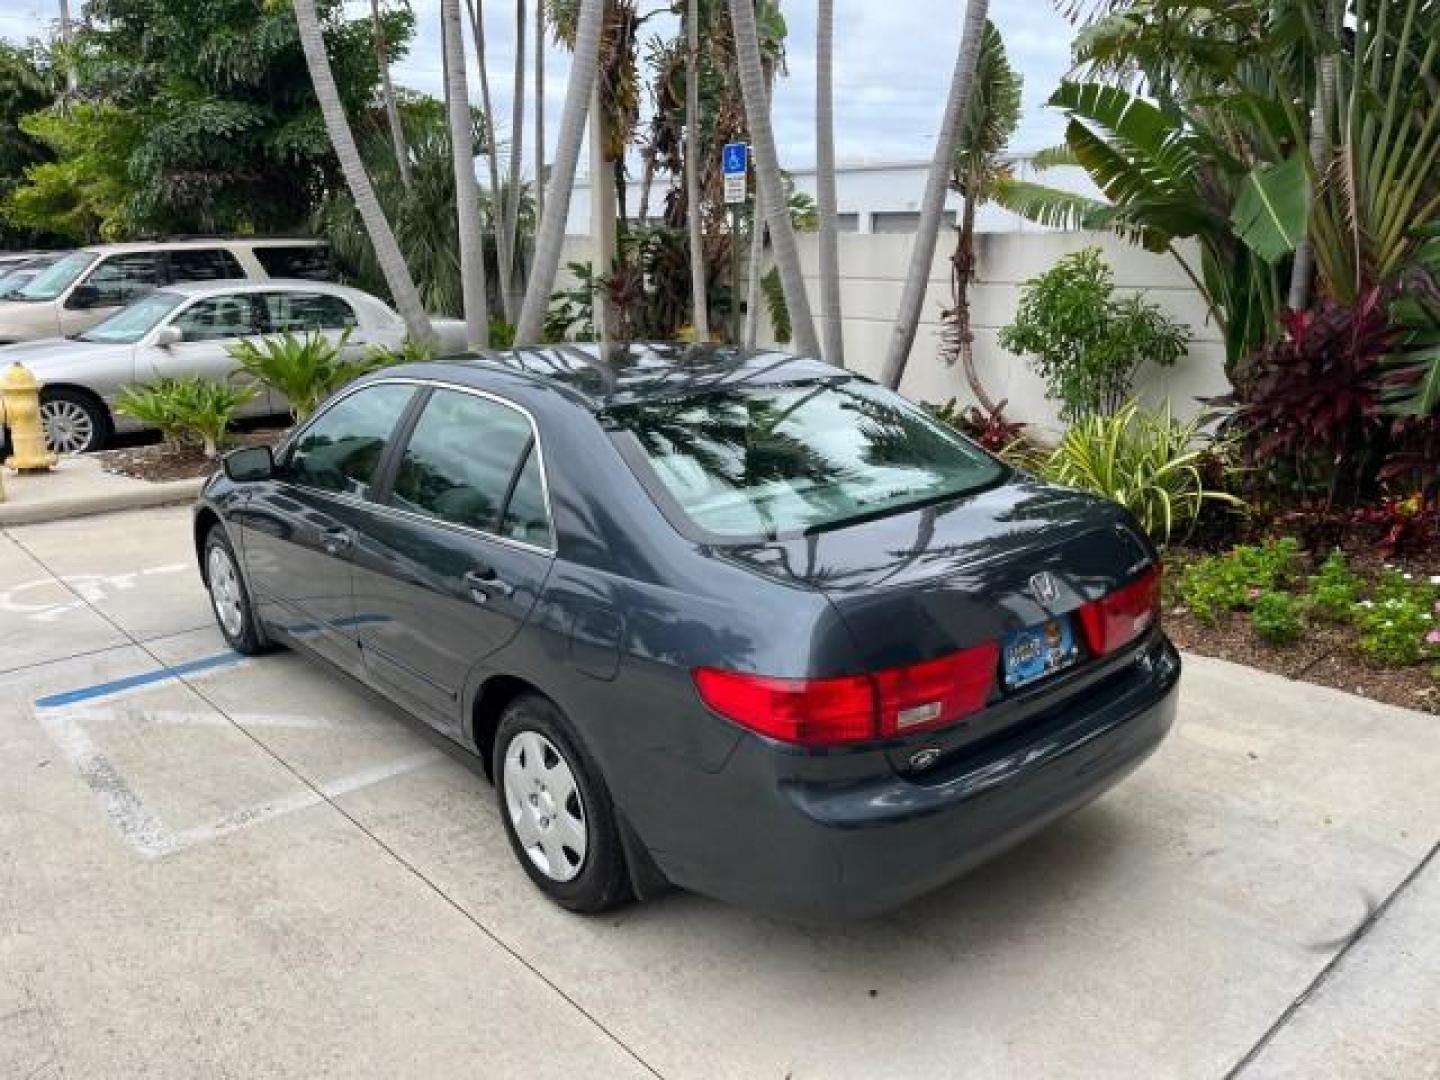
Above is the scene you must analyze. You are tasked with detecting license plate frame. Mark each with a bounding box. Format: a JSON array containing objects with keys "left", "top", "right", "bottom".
[{"left": 1002, "top": 616, "right": 1080, "bottom": 689}]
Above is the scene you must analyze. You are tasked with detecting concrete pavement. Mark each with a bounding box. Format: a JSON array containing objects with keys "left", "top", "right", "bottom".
[{"left": 2, "top": 506, "right": 1437, "bottom": 1079}]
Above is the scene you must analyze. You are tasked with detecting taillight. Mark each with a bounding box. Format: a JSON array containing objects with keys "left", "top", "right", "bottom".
[
  {"left": 693, "top": 642, "right": 999, "bottom": 747},
  {"left": 1078, "top": 564, "right": 1161, "bottom": 656}
]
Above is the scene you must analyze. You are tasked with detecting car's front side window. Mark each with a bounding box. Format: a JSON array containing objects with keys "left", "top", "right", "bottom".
[
  {"left": 171, "top": 295, "right": 262, "bottom": 342},
  {"left": 286, "top": 383, "right": 416, "bottom": 499},
  {"left": 390, "top": 388, "right": 540, "bottom": 537},
  {"left": 79, "top": 253, "right": 163, "bottom": 307}
]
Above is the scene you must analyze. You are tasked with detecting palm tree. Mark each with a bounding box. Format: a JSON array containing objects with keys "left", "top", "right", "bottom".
[
  {"left": 685, "top": 0, "right": 709, "bottom": 341},
  {"left": 742, "top": 55, "right": 776, "bottom": 349},
  {"left": 58, "top": 0, "right": 76, "bottom": 93},
  {"left": 815, "top": 0, "right": 842, "bottom": 366},
  {"left": 442, "top": 0, "right": 490, "bottom": 347},
  {"left": 514, "top": 0, "right": 606, "bottom": 345},
  {"left": 879, "top": 0, "right": 990, "bottom": 389},
  {"left": 293, "top": 0, "right": 433, "bottom": 343},
  {"left": 727, "top": 0, "right": 818, "bottom": 358},
  {"left": 502, "top": 0, "right": 527, "bottom": 321},
  {"left": 370, "top": 0, "right": 412, "bottom": 192},
  {"left": 464, "top": 0, "right": 519, "bottom": 324},
  {"left": 941, "top": 19, "right": 1019, "bottom": 413},
  {"left": 534, "top": 0, "right": 546, "bottom": 222}
]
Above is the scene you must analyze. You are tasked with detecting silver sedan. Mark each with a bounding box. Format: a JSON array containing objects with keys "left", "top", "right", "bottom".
[{"left": 0, "top": 279, "right": 465, "bottom": 454}]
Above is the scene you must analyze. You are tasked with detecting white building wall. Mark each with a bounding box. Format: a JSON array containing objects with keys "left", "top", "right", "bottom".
[{"left": 556, "top": 230, "right": 1228, "bottom": 439}]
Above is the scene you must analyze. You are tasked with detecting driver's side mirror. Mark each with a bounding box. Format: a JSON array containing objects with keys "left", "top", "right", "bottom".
[
  {"left": 153, "top": 325, "right": 182, "bottom": 347},
  {"left": 223, "top": 445, "right": 275, "bottom": 483},
  {"left": 67, "top": 283, "right": 102, "bottom": 310}
]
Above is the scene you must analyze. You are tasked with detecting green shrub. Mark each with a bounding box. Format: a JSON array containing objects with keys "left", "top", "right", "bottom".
[
  {"left": 227, "top": 329, "right": 366, "bottom": 420},
  {"left": 1179, "top": 538, "right": 1301, "bottom": 624},
  {"left": 1251, "top": 591, "right": 1305, "bottom": 644},
  {"left": 1308, "top": 549, "right": 1362, "bottom": 622},
  {"left": 1040, "top": 399, "right": 1243, "bottom": 544},
  {"left": 115, "top": 376, "right": 256, "bottom": 457},
  {"left": 367, "top": 334, "right": 436, "bottom": 368},
  {"left": 998, "top": 248, "right": 1189, "bottom": 420},
  {"left": 1355, "top": 570, "right": 1440, "bottom": 667}
]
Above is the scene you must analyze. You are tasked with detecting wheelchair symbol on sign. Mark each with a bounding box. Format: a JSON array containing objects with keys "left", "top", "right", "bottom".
[{"left": 723, "top": 143, "right": 748, "bottom": 175}]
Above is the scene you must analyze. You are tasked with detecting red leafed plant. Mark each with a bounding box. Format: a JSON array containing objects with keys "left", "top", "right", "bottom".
[
  {"left": 928, "top": 397, "right": 1027, "bottom": 453},
  {"left": 1231, "top": 289, "right": 1398, "bottom": 503}
]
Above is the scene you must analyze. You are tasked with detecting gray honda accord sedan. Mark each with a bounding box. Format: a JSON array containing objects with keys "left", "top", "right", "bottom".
[{"left": 194, "top": 344, "right": 1179, "bottom": 921}]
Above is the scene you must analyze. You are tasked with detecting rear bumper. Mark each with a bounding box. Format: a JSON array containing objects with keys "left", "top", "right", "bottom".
[{"left": 656, "top": 636, "right": 1180, "bottom": 922}]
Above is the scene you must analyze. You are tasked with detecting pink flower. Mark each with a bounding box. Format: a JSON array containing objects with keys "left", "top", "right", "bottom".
[
  {"left": 1426, "top": 629, "right": 1440, "bottom": 646},
  {"left": 1247, "top": 587, "right": 1262, "bottom": 601}
]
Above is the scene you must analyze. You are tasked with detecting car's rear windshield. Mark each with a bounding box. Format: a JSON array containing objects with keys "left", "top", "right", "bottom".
[{"left": 605, "top": 378, "right": 1006, "bottom": 542}]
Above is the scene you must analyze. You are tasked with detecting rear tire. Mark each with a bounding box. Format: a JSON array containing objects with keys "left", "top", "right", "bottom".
[
  {"left": 494, "top": 694, "right": 632, "bottom": 914},
  {"left": 40, "top": 388, "right": 111, "bottom": 454}
]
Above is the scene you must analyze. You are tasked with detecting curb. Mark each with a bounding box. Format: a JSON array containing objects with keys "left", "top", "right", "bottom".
[{"left": 0, "top": 475, "right": 206, "bottom": 527}]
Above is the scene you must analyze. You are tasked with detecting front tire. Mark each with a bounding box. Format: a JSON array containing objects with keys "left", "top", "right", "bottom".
[
  {"left": 40, "top": 388, "right": 111, "bottom": 454},
  {"left": 203, "top": 526, "right": 270, "bottom": 656},
  {"left": 494, "top": 695, "right": 631, "bottom": 914}
]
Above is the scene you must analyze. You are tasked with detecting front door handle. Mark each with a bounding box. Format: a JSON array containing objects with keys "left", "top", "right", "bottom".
[
  {"left": 322, "top": 527, "right": 354, "bottom": 557},
  {"left": 464, "top": 568, "right": 515, "bottom": 603}
]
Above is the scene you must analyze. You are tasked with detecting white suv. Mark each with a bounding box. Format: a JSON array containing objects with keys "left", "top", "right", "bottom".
[{"left": 0, "top": 238, "right": 328, "bottom": 344}]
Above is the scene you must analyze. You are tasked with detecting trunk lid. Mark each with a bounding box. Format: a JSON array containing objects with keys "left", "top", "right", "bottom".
[{"left": 720, "top": 478, "right": 1157, "bottom": 769}]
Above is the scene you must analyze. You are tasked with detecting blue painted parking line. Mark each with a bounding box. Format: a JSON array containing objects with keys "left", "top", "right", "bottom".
[{"left": 34, "top": 651, "right": 245, "bottom": 708}]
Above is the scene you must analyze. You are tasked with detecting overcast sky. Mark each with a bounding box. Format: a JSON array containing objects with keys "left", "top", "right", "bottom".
[{"left": 2, "top": 1, "right": 1077, "bottom": 168}]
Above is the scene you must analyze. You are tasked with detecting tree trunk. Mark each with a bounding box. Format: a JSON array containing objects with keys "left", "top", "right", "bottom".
[
  {"left": 58, "top": 0, "right": 77, "bottom": 93},
  {"left": 727, "top": 0, "right": 819, "bottom": 358},
  {"left": 534, "top": 0, "right": 546, "bottom": 224},
  {"left": 293, "top": 0, "right": 433, "bottom": 343},
  {"left": 879, "top": 0, "right": 989, "bottom": 390},
  {"left": 443, "top": 0, "right": 491, "bottom": 348},
  {"left": 590, "top": 79, "right": 619, "bottom": 342},
  {"left": 815, "top": 0, "right": 843, "bottom": 366},
  {"left": 685, "top": 0, "right": 710, "bottom": 342},
  {"left": 371, "top": 0, "right": 413, "bottom": 191},
  {"left": 502, "top": 0, "right": 527, "bottom": 322},
  {"left": 637, "top": 152, "right": 656, "bottom": 225},
  {"left": 1287, "top": 0, "right": 1339, "bottom": 314},
  {"left": 514, "top": 0, "right": 605, "bottom": 346},
  {"left": 742, "top": 57, "right": 774, "bottom": 349},
  {"left": 465, "top": 0, "right": 518, "bottom": 324},
  {"left": 953, "top": 193, "right": 995, "bottom": 412}
]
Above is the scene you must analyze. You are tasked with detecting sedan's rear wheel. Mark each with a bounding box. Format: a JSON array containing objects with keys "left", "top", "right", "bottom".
[
  {"left": 494, "top": 695, "right": 631, "bottom": 913},
  {"left": 40, "top": 389, "right": 110, "bottom": 454}
]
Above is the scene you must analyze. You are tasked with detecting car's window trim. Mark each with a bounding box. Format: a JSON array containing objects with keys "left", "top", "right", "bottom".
[{"left": 278, "top": 376, "right": 557, "bottom": 558}]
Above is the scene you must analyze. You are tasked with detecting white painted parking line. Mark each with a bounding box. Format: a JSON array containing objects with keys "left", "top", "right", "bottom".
[
  {"left": 0, "top": 563, "right": 191, "bottom": 622},
  {"left": 32, "top": 657, "right": 443, "bottom": 859}
]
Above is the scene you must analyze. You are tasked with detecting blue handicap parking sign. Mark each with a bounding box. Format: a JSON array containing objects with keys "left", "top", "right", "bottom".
[{"left": 722, "top": 143, "right": 748, "bottom": 175}]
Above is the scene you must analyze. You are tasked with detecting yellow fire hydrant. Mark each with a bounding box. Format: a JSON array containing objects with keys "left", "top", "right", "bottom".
[{"left": 1, "top": 362, "right": 58, "bottom": 474}]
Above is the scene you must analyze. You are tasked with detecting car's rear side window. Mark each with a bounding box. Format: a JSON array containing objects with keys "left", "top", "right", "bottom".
[
  {"left": 264, "top": 291, "right": 356, "bottom": 332},
  {"left": 253, "top": 245, "right": 330, "bottom": 281},
  {"left": 605, "top": 378, "right": 1005, "bottom": 542},
  {"left": 390, "top": 389, "right": 539, "bottom": 537},
  {"left": 499, "top": 446, "right": 551, "bottom": 548},
  {"left": 286, "top": 383, "right": 415, "bottom": 498},
  {"left": 167, "top": 248, "right": 244, "bottom": 283}
]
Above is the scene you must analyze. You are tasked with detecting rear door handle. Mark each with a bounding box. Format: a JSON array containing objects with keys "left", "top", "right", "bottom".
[
  {"left": 322, "top": 527, "right": 354, "bottom": 556},
  {"left": 464, "top": 568, "right": 515, "bottom": 603}
]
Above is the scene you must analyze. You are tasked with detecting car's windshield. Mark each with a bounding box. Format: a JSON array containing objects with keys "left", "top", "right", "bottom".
[
  {"left": 13, "top": 251, "right": 96, "bottom": 301},
  {"left": 76, "top": 290, "right": 185, "bottom": 344},
  {"left": 605, "top": 378, "right": 1006, "bottom": 542}
]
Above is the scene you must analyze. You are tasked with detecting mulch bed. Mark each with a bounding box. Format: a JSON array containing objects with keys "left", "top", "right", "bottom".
[
  {"left": 97, "top": 427, "right": 286, "bottom": 483},
  {"left": 1163, "top": 546, "right": 1440, "bottom": 716}
]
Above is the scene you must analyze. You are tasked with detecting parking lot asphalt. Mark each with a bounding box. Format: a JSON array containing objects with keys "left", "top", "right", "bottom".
[{"left": 2, "top": 506, "right": 1437, "bottom": 1080}]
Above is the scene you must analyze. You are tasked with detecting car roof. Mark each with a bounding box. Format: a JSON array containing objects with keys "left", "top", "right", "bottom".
[
  {"left": 156, "top": 278, "right": 361, "bottom": 299},
  {"left": 422, "top": 343, "right": 846, "bottom": 410},
  {"left": 74, "top": 237, "right": 324, "bottom": 255}
]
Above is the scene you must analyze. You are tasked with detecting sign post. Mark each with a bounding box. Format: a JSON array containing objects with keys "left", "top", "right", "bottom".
[{"left": 722, "top": 142, "right": 749, "bottom": 343}]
